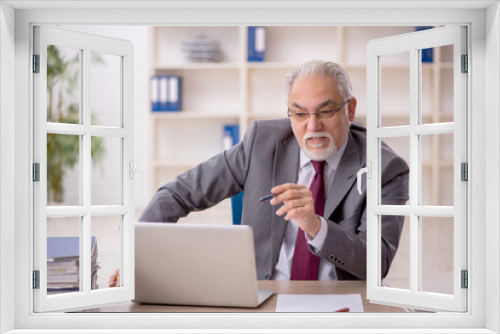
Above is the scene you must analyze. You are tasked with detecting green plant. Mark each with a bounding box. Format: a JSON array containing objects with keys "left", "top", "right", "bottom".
[{"left": 46, "top": 45, "right": 106, "bottom": 203}]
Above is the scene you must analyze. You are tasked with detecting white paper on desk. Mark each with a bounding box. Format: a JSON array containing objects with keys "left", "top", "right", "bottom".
[{"left": 276, "top": 294, "right": 364, "bottom": 312}]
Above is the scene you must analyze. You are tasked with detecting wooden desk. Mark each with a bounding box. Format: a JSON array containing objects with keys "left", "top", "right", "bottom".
[{"left": 84, "top": 281, "right": 404, "bottom": 313}]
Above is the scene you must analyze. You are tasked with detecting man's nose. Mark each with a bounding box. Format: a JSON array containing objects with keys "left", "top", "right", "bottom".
[{"left": 306, "top": 114, "right": 322, "bottom": 131}]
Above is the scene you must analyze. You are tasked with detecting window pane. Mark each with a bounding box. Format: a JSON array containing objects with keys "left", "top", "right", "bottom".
[
  {"left": 47, "top": 45, "right": 81, "bottom": 124},
  {"left": 420, "top": 53, "right": 433, "bottom": 124},
  {"left": 440, "top": 45, "right": 454, "bottom": 123},
  {"left": 47, "top": 134, "right": 80, "bottom": 206},
  {"left": 91, "top": 136, "right": 122, "bottom": 205},
  {"left": 420, "top": 133, "right": 454, "bottom": 206},
  {"left": 421, "top": 45, "right": 454, "bottom": 124},
  {"left": 47, "top": 217, "right": 81, "bottom": 295},
  {"left": 91, "top": 52, "right": 121, "bottom": 127},
  {"left": 421, "top": 216, "right": 454, "bottom": 294},
  {"left": 380, "top": 136, "right": 410, "bottom": 205},
  {"left": 383, "top": 215, "right": 410, "bottom": 291},
  {"left": 91, "top": 216, "right": 122, "bottom": 290},
  {"left": 380, "top": 52, "right": 410, "bottom": 127}
]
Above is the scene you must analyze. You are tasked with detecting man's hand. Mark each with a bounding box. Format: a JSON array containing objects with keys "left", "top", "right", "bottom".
[
  {"left": 108, "top": 268, "right": 120, "bottom": 287},
  {"left": 270, "top": 183, "right": 322, "bottom": 238}
]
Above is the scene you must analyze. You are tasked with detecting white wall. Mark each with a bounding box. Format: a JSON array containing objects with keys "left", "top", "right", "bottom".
[
  {"left": 0, "top": 2, "right": 16, "bottom": 333},
  {"left": 486, "top": 2, "right": 500, "bottom": 332}
]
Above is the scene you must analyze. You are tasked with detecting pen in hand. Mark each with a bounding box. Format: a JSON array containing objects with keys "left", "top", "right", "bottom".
[{"left": 259, "top": 194, "right": 274, "bottom": 202}]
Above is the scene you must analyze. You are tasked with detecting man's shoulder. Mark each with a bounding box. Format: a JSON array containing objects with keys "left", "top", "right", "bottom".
[
  {"left": 350, "top": 122, "right": 367, "bottom": 139},
  {"left": 348, "top": 123, "right": 367, "bottom": 156},
  {"left": 252, "top": 118, "right": 291, "bottom": 131},
  {"left": 349, "top": 122, "right": 405, "bottom": 162},
  {"left": 249, "top": 118, "right": 293, "bottom": 141}
]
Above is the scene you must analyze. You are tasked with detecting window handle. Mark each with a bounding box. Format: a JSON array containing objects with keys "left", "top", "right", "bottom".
[
  {"left": 129, "top": 161, "right": 144, "bottom": 194},
  {"left": 356, "top": 162, "right": 371, "bottom": 195}
]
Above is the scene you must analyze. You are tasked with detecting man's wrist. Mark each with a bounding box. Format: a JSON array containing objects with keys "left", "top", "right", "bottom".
[
  {"left": 306, "top": 216, "right": 328, "bottom": 251},
  {"left": 307, "top": 216, "right": 322, "bottom": 239}
]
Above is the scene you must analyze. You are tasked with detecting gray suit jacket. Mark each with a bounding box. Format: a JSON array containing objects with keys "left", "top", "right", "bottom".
[{"left": 140, "top": 118, "right": 409, "bottom": 280}]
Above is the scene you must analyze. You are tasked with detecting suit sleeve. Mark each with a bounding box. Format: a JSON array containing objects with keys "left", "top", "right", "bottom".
[
  {"left": 316, "top": 155, "right": 409, "bottom": 280},
  {"left": 139, "top": 122, "right": 259, "bottom": 222}
]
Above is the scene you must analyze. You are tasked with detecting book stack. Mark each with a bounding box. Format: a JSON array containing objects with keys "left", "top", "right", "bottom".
[
  {"left": 182, "top": 34, "right": 221, "bottom": 63},
  {"left": 150, "top": 75, "right": 183, "bottom": 112},
  {"left": 47, "top": 236, "right": 99, "bottom": 293},
  {"left": 248, "top": 26, "right": 266, "bottom": 62}
]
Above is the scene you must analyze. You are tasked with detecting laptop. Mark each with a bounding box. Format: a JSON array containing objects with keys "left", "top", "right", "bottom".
[{"left": 134, "top": 222, "right": 274, "bottom": 308}]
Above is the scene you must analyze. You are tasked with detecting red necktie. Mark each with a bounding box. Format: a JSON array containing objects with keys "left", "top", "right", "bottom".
[{"left": 290, "top": 160, "right": 325, "bottom": 280}]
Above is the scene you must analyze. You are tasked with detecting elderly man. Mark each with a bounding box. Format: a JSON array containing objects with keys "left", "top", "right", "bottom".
[{"left": 110, "top": 59, "right": 409, "bottom": 286}]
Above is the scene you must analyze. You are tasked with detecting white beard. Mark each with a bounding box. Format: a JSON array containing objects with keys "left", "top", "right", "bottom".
[{"left": 302, "top": 132, "right": 338, "bottom": 161}]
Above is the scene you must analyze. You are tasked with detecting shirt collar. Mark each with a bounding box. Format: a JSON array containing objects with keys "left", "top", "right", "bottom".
[{"left": 299, "top": 135, "right": 349, "bottom": 171}]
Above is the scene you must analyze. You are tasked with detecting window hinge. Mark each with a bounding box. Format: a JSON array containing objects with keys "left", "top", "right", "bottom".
[
  {"left": 461, "top": 270, "right": 468, "bottom": 289},
  {"left": 461, "top": 54, "right": 468, "bottom": 73},
  {"left": 33, "top": 54, "right": 40, "bottom": 73},
  {"left": 461, "top": 162, "right": 468, "bottom": 181},
  {"left": 33, "top": 270, "right": 40, "bottom": 289},
  {"left": 33, "top": 163, "right": 40, "bottom": 182}
]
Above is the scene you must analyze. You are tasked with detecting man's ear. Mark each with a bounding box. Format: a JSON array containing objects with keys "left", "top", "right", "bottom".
[{"left": 348, "top": 97, "right": 357, "bottom": 122}]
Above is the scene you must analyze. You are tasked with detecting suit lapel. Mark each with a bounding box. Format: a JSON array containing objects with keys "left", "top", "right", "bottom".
[
  {"left": 324, "top": 132, "right": 363, "bottom": 217},
  {"left": 273, "top": 135, "right": 300, "bottom": 188},
  {"left": 271, "top": 134, "right": 299, "bottom": 264}
]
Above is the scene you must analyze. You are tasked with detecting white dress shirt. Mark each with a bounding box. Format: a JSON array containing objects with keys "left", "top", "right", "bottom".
[{"left": 272, "top": 137, "right": 349, "bottom": 281}]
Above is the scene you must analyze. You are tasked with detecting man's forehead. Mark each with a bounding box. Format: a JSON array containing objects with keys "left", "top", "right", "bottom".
[{"left": 290, "top": 99, "right": 338, "bottom": 110}]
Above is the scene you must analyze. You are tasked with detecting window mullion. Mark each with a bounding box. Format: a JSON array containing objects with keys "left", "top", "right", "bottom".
[
  {"left": 81, "top": 47, "right": 92, "bottom": 294},
  {"left": 409, "top": 47, "right": 420, "bottom": 294},
  {"left": 453, "top": 26, "right": 468, "bottom": 306}
]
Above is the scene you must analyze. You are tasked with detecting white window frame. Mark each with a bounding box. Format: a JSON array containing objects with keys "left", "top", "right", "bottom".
[
  {"left": 32, "top": 26, "right": 135, "bottom": 312},
  {"left": 366, "top": 26, "right": 468, "bottom": 312},
  {"left": 1, "top": 2, "right": 498, "bottom": 333}
]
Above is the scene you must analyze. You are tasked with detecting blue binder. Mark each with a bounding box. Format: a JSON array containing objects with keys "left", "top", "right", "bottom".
[
  {"left": 223, "top": 124, "right": 240, "bottom": 146},
  {"left": 166, "top": 76, "right": 182, "bottom": 111},
  {"left": 159, "top": 76, "right": 168, "bottom": 111},
  {"left": 254, "top": 27, "right": 266, "bottom": 62},
  {"left": 150, "top": 76, "right": 161, "bottom": 112},
  {"left": 248, "top": 26, "right": 266, "bottom": 62},
  {"left": 247, "top": 27, "right": 255, "bottom": 61},
  {"left": 47, "top": 236, "right": 96, "bottom": 259}
]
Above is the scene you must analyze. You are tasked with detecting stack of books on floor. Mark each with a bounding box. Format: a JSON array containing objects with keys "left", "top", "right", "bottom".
[{"left": 47, "top": 236, "right": 99, "bottom": 293}]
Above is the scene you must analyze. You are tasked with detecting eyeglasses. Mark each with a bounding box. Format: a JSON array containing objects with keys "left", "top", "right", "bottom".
[{"left": 287, "top": 98, "right": 351, "bottom": 121}]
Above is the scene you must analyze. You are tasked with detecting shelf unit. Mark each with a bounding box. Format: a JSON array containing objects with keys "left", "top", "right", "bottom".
[{"left": 147, "top": 25, "right": 455, "bottom": 214}]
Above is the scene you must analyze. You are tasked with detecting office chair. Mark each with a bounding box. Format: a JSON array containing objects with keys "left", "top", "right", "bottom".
[{"left": 231, "top": 191, "right": 244, "bottom": 225}]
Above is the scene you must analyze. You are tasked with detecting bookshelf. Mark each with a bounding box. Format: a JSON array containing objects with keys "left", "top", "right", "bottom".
[{"left": 147, "top": 26, "right": 455, "bottom": 217}]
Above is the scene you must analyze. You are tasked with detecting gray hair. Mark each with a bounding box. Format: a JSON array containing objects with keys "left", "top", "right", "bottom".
[{"left": 285, "top": 59, "right": 353, "bottom": 101}]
